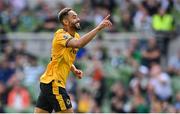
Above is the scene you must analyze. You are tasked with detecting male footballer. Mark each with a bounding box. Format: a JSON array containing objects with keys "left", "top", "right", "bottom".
[{"left": 34, "top": 8, "right": 112, "bottom": 113}]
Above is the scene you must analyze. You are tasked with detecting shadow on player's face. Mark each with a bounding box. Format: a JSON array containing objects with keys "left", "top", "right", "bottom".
[{"left": 67, "top": 10, "right": 81, "bottom": 30}]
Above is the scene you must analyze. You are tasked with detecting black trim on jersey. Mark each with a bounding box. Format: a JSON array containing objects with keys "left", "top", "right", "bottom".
[{"left": 65, "top": 38, "right": 73, "bottom": 47}]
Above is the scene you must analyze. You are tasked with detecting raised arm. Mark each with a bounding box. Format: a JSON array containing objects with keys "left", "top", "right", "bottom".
[{"left": 66, "top": 15, "right": 112, "bottom": 48}]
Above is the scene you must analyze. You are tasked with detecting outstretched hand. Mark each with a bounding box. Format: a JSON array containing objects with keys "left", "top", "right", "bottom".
[{"left": 97, "top": 14, "right": 112, "bottom": 30}]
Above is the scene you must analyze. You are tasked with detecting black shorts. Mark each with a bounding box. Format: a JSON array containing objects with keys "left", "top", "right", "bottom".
[{"left": 36, "top": 81, "right": 72, "bottom": 113}]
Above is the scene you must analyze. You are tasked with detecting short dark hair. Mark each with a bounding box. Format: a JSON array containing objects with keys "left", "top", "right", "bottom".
[{"left": 58, "top": 8, "right": 72, "bottom": 24}]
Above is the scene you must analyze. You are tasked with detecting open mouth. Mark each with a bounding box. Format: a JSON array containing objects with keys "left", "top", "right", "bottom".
[{"left": 75, "top": 23, "right": 80, "bottom": 27}]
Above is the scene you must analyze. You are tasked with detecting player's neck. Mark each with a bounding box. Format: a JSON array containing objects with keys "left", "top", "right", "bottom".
[{"left": 63, "top": 27, "right": 75, "bottom": 37}]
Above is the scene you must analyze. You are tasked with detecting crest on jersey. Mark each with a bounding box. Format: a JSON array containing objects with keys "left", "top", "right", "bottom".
[
  {"left": 63, "top": 35, "right": 69, "bottom": 39},
  {"left": 66, "top": 99, "right": 71, "bottom": 105}
]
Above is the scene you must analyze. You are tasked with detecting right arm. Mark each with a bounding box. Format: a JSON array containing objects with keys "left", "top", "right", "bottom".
[{"left": 67, "top": 15, "right": 112, "bottom": 48}]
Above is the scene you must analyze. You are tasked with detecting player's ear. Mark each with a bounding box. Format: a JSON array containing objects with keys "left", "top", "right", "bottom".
[{"left": 63, "top": 19, "right": 69, "bottom": 25}]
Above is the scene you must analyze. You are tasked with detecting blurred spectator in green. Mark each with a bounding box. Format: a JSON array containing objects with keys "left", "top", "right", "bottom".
[
  {"left": 18, "top": 8, "right": 36, "bottom": 32},
  {"left": 125, "top": 38, "right": 142, "bottom": 68},
  {"left": 130, "top": 84, "right": 149, "bottom": 113}
]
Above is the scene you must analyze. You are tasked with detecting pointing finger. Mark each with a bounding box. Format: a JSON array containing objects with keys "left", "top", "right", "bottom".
[{"left": 104, "top": 14, "right": 110, "bottom": 20}]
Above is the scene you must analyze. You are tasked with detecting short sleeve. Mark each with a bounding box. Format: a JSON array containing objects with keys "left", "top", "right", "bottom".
[{"left": 55, "top": 32, "right": 73, "bottom": 47}]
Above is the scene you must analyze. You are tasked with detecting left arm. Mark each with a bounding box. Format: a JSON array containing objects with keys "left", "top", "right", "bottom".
[{"left": 71, "top": 64, "right": 83, "bottom": 79}]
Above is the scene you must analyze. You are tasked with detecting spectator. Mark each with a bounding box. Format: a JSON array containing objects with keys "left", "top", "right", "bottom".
[
  {"left": 130, "top": 85, "right": 149, "bottom": 113},
  {"left": 142, "top": 0, "right": 160, "bottom": 16},
  {"left": 152, "top": 8, "right": 175, "bottom": 56},
  {"left": 133, "top": 4, "right": 152, "bottom": 32},
  {"left": 6, "top": 83, "right": 31, "bottom": 112},
  {"left": 141, "top": 37, "right": 161, "bottom": 68},
  {"left": 22, "top": 54, "right": 44, "bottom": 101},
  {"left": 23, "top": 55, "right": 44, "bottom": 86},
  {"left": 118, "top": 0, "right": 137, "bottom": 16},
  {"left": 150, "top": 100, "right": 163, "bottom": 112},
  {"left": 9, "top": 16, "right": 19, "bottom": 32},
  {"left": 110, "top": 48, "right": 125, "bottom": 68},
  {"left": 91, "top": 0, "right": 116, "bottom": 13},
  {"left": 129, "top": 65, "right": 149, "bottom": 92},
  {"left": 9, "top": 0, "right": 28, "bottom": 16},
  {"left": 0, "top": 82, "right": 6, "bottom": 113},
  {"left": 174, "top": 0, "right": 180, "bottom": 12},
  {"left": 149, "top": 63, "right": 172, "bottom": 101},
  {"left": 110, "top": 82, "right": 127, "bottom": 112},
  {"left": 152, "top": 8, "right": 175, "bottom": 32},
  {"left": 78, "top": 8, "right": 94, "bottom": 31},
  {"left": 43, "top": 12, "right": 57, "bottom": 32},
  {"left": 0, "top": 55, "right": 15, "bottom": 84},
  {"left": 125, "top": 38, "right": 142, "bottom": 67},
  {"left": 174, "top": 92, "right": 180, "bottom": 113},
  {"left": 120, "top": 10, "right": 134, "bottom": 32},
  {"left": 168, "top": 48, "right": 180, "bottom": 76},
  {"left": 166, "top": 105, "right": 176, "bottom": 113},
  {"left": 0, "top": 26, "right": 9, "bottom": 53},
  {"left": 77, "top": 89, "right": 93, "bottom": 113},
  {"left": 159, "top": 0, "right": 174, "bottom": 13},
  {"left": 18, "top": 8, "right": 36, "bottom": 32},
  {"left": 93, "top": 77, "right": 106, "bottom": 107}
]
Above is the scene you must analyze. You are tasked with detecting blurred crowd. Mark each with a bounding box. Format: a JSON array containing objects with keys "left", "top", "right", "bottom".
[
  {"left": 0, "top": 0, "right": 180, "bottom": 113},
  {"left": 0, "top": 0, "right": 180, "bottom": 32}
]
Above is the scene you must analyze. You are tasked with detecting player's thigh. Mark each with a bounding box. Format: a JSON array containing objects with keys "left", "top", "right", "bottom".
[
  {"left": 51, "top": 84, "right": 73, "bottom": 112},
  {"left": 34, "top": 107, "right": 49, "bottom": 113}
]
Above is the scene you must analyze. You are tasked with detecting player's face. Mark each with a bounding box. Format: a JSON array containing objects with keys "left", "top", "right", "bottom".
[{"left": 67, "top": 11, "right": 81, "bottom": 30}]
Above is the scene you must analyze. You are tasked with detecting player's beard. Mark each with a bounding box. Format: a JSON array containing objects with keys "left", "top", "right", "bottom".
[
  {"left": 75, "top": 22, "right": 81, "bottom": 30},
  {"left": 71, "top": 22, "right": 81, "bottom": 31}
]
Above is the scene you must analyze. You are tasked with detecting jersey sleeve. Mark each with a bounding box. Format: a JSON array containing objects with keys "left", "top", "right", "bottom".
[{"left": 55, "top": 32, "right": 73, "bottom": 47}]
